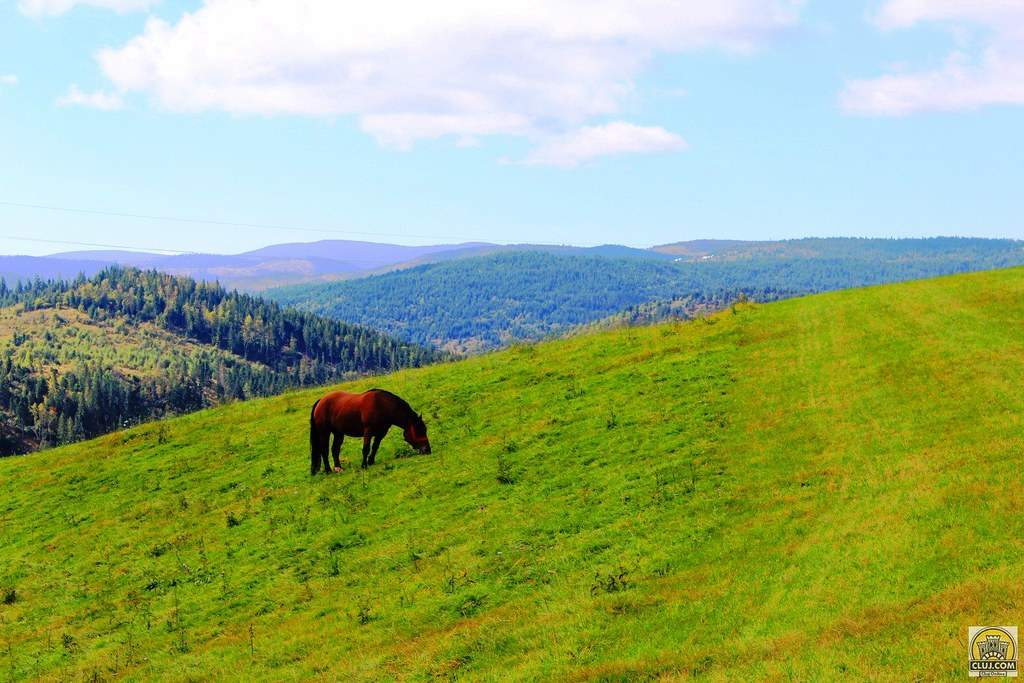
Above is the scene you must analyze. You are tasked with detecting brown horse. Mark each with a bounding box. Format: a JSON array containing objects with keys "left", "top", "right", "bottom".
[{"left": 309, "top": 389, "right": 431, "bottom": 474}]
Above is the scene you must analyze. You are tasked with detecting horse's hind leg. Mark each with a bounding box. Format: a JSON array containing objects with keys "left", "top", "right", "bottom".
[
  {"left": 310, "top": 443, "right": 320, "bottom": 475},
  {"left": 331, "top": 433, "right": 344, "bottom": 471},
  {"left": 311, "top": 429, "right": 325, "bottom": 475},
  {"left": 320, "top": 435, "right": 333, "bottom": 474}
]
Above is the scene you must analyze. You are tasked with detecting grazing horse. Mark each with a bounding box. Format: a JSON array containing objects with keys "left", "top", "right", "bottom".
[{"left": 309, "top": 389, "right": 431, "bottom": 474}]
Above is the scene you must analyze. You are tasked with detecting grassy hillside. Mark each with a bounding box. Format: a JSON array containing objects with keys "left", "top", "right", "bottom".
[
  {"left": 3, "top": 267, "right": 1024, "bottom": 680},
  {"left": 266, "top": 239, "right": 1024, "bottom": 353}
]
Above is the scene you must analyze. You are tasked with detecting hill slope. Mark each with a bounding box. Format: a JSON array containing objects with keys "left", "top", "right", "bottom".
[
  {"left": 266, "top": 239, "right": 1024, "bottom": 353},
  {"left": 2, "top": 268, "right": 1024, "bottom": 679}
]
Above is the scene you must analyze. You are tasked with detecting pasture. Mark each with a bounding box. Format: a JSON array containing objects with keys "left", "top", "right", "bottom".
[{"left": 2, "top": 267, "right": 1024, "bottom": 680}]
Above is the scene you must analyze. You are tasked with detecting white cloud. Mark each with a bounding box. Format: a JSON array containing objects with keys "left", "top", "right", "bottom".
[
  {"left": 873, "top": 0, "right": 1024, "bottom": 31},
  {"left": 57, "top": 85, "right": 124, "bottom": 110},
  {"left": 83, "top": 0, "right": 801, "bottom": 157},
  {"left": 841, "top": 1, "right": 1024, "bottom": 116},
  {"left": 524, "top": 122, "right": 687, "bottom": 167},
  {"left": 18, "top": 0, "right": 156, "bottom": 16},
  {"left": 0, "top": 75, "right": 17, "bottom": 86}
]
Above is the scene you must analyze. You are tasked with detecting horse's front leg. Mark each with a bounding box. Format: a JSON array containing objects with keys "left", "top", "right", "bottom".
[
  {"left": 368, "top": 434, "right": 383, "bottom": 466},
  {"left": 361, "top": 433, "right": 372, "bottom": 468},
  {"left": 331, "top": 433, "right": 344, "bottom": 471}
]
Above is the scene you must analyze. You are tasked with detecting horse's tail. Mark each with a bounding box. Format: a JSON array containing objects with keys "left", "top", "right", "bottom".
[{"left": 309, "top": 398, "right": 322, "bottom": 474}]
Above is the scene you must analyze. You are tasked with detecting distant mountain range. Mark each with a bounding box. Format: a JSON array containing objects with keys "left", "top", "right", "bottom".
[
  {"left": 0, "top": 255, "right": 115, "bottom": 283},
  {"left": 5, "top": 236, "right": 1024, "bottom": 302},
  {"left": 23, "top": 240, "right": 496, "bottom": 291},
  {"left": 0, "top": 239, "right": 678, "bottom": 291}
]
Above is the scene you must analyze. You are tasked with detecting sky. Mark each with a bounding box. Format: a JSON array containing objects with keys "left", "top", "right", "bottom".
[{"left": 1, "top": 0, "right": 1022, "bottom": 255}]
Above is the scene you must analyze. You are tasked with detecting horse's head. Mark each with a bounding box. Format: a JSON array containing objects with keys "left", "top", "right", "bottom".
[{"left": 404, "top": 413, "right": 431, "bottom": 454}]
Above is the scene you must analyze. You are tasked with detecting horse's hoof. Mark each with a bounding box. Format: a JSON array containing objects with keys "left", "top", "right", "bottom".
[{"left": 333, "top": 467, "right": 342, "bottom": 473}]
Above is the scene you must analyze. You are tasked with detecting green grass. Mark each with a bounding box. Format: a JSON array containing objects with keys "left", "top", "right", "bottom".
[{"left": 3, "top": 267, "right": 1024, "bottom": 680}]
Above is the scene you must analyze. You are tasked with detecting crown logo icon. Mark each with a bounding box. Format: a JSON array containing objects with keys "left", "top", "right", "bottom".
[{"left": 979, "top": 634, "right": 1010, "bottom": 660}]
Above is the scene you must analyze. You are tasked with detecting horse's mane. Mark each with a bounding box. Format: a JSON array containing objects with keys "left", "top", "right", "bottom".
[{"left": 368, "top": 388, "right": 420, "bottom": 424}]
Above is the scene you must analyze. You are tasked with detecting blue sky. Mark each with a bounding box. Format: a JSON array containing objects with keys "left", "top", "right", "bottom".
[{"left": 1, "top": 0, "right": 1022, "bottom": 255}]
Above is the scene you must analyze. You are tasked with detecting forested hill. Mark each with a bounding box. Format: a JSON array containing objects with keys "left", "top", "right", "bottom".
[
  {"left": 0, "top": 267, "right": 443, "bottom": 455},
  {"left": 266, "top": 238, "right": 1024, "bottom": 353}
]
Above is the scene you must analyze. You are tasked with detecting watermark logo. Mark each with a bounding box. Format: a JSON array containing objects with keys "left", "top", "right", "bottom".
[{"left": 969, "top": 626, "right": 1018, "bottom": 677}]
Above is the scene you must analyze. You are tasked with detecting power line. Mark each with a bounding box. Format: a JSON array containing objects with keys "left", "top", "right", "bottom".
[{"left": 0, "top": 200, "right": 487, "bottom": 243}]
